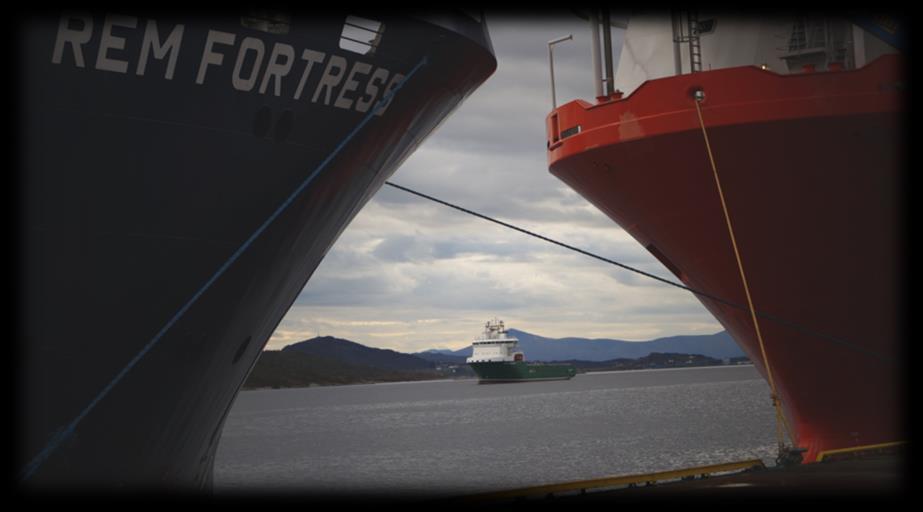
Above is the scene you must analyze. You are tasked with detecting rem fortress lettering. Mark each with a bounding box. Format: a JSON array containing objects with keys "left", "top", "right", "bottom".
[{"left": 18, "top": 12, "right": 496, "bottom": 489}]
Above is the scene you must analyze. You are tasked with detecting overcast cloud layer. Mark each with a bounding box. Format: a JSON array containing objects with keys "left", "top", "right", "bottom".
[{"left": 267, "top": 12, "right": 722, "bottom": 352}]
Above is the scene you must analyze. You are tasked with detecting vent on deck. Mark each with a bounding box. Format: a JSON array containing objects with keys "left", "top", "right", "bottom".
[{"left": 339, "top": 16, "right": 385, "bottom": 56}]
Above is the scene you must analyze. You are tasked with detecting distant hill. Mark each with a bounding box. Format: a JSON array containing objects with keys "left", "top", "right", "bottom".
[
  {"left": 432, "top": 330, "right": 744, "bottom": 362},
  {"left": 412, "top": 350, "right": 469, "bottom": 365},
  {"left": 244, "top": 330, "right": 746, "bottom": 389},
  {"left": 560, "top": 352, "right": 737, "bottom": 372},
  {"left": 244, "top": 350, "right": 437, "bottom": 388},
  {"left": 244, "top": 336, "right": 444, "bottom": 389},
  {"left": 283, "top": 336, "right": 434, "bottom": 372}
]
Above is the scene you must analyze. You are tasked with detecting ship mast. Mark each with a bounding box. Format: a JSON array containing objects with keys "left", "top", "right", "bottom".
[{"left": 583, "top": 9, "right": 625, "bottom": 101}]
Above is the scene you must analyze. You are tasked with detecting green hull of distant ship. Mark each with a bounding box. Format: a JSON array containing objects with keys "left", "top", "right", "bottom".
[{"left": 469, "top": 361, "right": 576, "bottom": 383}]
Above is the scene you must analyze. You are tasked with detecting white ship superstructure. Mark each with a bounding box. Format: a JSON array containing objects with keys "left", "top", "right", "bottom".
[
  {"left": 466, "top": 318, "right": 524, "bottom": 363},
  {"left": 612, "top": 13, "right": 899, "bottom": 96}
]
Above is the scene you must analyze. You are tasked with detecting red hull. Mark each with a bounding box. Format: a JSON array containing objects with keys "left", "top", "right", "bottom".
[{"left": 547, "top": 55, "right": 904, "bottom": 463}]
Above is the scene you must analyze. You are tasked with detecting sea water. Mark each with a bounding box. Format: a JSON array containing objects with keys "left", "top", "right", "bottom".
[{"left": 213, "top": 365, "right": 777, "bottom": 497}]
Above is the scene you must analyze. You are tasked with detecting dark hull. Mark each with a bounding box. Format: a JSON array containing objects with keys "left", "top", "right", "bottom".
[
  {"left": 546, "top": 56, "right": 904, "bottom": 463},
  {"left": 18, "top": 11, "right": 495, "bottom": 489}
]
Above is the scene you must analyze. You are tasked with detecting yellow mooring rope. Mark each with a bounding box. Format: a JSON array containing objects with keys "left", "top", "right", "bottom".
[{"left": 692, "top": 94, "right": 796, "bottom": 454}]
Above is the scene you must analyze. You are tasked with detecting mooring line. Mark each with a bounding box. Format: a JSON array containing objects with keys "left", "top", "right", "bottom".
[
  {"left": 382, "top": 181, "right": 891, "bottom": 368},
  {"left": 694, "top": 95, "right": 795, "bottom": 451}
]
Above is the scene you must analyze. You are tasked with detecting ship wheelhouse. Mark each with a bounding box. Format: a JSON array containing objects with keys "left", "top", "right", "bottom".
[{"left": 465, "top": 318, "right": 524, "bottom": 363}]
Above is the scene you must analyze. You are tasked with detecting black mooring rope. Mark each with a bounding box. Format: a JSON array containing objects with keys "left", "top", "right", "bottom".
[{"left": 383, "top": 180, "right": 893, "bottom": 364}]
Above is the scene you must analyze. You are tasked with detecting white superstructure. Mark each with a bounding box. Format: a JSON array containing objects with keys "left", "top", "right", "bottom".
[
  {"left": 466, "top": 318, "right": 525, "bottom": 363},
  {"left": 609, "top": 12, "right": 899, "bottom": 96}
]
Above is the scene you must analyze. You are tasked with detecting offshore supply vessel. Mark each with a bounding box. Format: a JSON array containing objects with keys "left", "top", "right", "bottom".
[
  {"left": 545, "top": 12, "right": 903, "bottom": 463},
  {"left": 467, "top": 319, "right": 577, "bottom": 383},
  {"left": 18, "top": 11, "right": 496, "bottom": 489}
]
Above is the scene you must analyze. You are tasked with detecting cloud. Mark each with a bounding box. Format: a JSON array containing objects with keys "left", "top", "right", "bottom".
[{"left": 268, "top": 14, "right": 721, "bottom": 352}]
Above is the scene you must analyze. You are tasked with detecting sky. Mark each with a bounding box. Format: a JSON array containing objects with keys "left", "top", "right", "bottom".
[{"left": 265, "top": 11, "right": 723, "bottom": 352}]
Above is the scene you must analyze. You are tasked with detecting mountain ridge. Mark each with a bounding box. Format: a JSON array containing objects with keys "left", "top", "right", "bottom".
[
  {"left": 283, "top": 335, "right": 434, "bottom": 372},
  {"left": 416, "top": 329, "right": 744, "bottom": 362},
  {"left": 244, "top": 330, "right": 746, "bottom": 389}
]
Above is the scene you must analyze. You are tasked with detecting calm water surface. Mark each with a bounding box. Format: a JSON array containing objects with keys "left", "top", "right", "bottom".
[{"left": 214, "top": 365, "right": 777, "bottom": 497}]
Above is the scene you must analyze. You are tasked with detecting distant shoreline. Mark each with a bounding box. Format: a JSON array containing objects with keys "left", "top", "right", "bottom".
[
  {"left": 242, "top": 363, "right": 757, "bottom": 391},
  {"left": 245, "top": 332, "right": 747, "bottom": 391},
  {"left": 583, "top": 363, "right": 755, "bottom": 376},
  {"left": 242, "top": 377, "right": 470, "bottom": 392}
]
